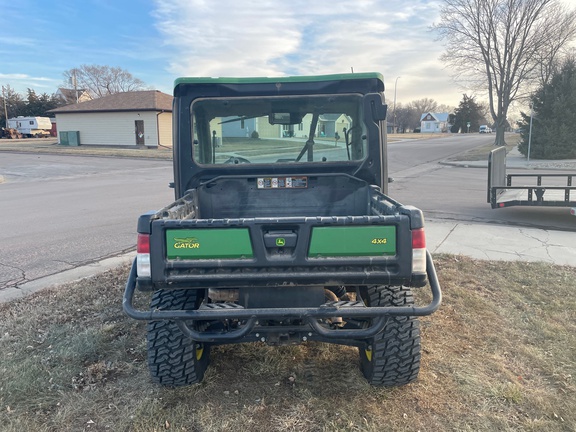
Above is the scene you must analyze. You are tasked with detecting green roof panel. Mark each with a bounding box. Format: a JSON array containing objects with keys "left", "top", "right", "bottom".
[{"left": 174, "top": 72, "right": 384, "bottom": 89}]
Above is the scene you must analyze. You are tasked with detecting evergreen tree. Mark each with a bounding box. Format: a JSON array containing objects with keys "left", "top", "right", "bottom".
[
  {"left": 1, "top": 87, "right": 65, "bottom": 123},
  {"left": 518, "top": 58, "right": 576, "bottom": 159},
  {"left": 24, "top": 88, "right": 65, "bottom": 117},
  {"left": 452, "top": 94, "right": 485, "bottom": 133},
  {"left": 0, "top": 85, "right": 25, "bottom": 127}
]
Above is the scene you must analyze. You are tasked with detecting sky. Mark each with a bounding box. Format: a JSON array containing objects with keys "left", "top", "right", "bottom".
[{"left": 0, "top": 0, "right": 574, "bottom": 109}]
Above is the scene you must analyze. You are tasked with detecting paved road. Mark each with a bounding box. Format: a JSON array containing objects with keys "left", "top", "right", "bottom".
[
  {"left": 387, "top": 135, "right": 576, "bottom": 231},
  {"left": 388, "top": 133, "right": 490, "bottom": 174},
  {"left": 0, "top": 154, "right": 173, "bottom": 289}
]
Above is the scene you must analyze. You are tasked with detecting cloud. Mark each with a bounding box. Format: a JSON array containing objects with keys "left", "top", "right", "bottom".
[
  {"left": 152, "top": 0, "right": 302, "bottom": 77},
  {"left": 0, "top": 73, "right": 52, "bottom": 82},
  {"left": 0, "top": 36, "right": 37, "bottom": 48},
  {"left": 150, "top": 0, "right": 460, "bottom": 103},
  {"left": 0, "top": 73, "right": 58, "bottom": 92}
]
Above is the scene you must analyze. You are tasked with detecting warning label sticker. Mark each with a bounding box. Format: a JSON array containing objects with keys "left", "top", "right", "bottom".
[{"left": 257, "top": 177, "right": 308, "bottom": 189}]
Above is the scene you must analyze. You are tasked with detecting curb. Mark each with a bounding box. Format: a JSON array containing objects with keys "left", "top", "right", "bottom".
[
  {"left": 0, "top": 251, "right": 135, "bottom": 304},
  {"left": 440, "top": 159, "right": 576, "bottom": 171}
]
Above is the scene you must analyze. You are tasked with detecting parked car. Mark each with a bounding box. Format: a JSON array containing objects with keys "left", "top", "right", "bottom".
[{"left": 479, "top": 125, "right": 492, "bottom": 133}]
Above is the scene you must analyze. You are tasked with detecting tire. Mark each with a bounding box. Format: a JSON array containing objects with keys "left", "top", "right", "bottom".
[
  {"left": 359, "top": 285, "right": 421, "bottom": 386},
  {"left": 147, "top": 289, "right": 210, "bottom": 386}
]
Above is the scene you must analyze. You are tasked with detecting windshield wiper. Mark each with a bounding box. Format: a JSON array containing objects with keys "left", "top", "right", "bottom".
[{"left": 295, "top": 112, "right": 319, "bottom": 162}]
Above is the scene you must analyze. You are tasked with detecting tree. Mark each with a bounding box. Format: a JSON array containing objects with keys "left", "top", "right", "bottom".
[
  {"left": 63, "top": 65, "right": 147, "bottom": 98},
  {"left": 451, "top": 94, "right": 486, "bottom": 133},
  {"left": 410, "top": 98, "right": 439, "bottom": 116},
  {"left": 23, "top": 89, "right": 65, "bottom": 117},
  {"left": 394, "top": 103, "right": 419, "bottom": 132},
  {"left": 1, "top": 86, "right": 66, "bottom": 124},
  {"left": 1, "top": 85, "right": 25, "bottom": 127},
  {"left": 434, "top": 0, "right": 576, "bottom": 146},
  {"left": 517, "top": 58, "right": 576, "bottom": 159}
]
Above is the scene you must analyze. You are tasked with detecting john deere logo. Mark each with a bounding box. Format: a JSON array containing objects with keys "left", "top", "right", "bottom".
[
  {"left": 174, "top": 237, "right": 200, "bottom": 249},
  {"left": 276, "top": 238, "right": 286, "bottom": 247}
]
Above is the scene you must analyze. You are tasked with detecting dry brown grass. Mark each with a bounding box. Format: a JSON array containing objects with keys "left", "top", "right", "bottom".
[
  {"left": 448, "top": 137, "right": 519, "bottom": 161},
  {"left": 0, "top": 139, "right": 173, "bottom": 159},
  {"left": 388, "top": 133, "right": 447, "bottom": 142},
  {"left": 1, "top": 256, "right": 575, "bottom": 431}
]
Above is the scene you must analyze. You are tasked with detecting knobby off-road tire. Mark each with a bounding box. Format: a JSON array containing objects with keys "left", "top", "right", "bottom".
[
  {"left": 147, "top": 289, "right": 210, "bottom": 386},
  {"left": 359, "top": 285, "right": 421, "bottom": 386}
]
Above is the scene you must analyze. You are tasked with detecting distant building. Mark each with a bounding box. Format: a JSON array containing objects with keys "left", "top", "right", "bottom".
[
  {"left": 48, "top": 90, "right": 173, "bottom": 147},
  {"left": 420, "top": 112, "right": 450, "bottom": 133},
  {"left": 55, "top": 88, "right": 92, "bottom": 104},
  {"left": 210, "top": 113, "right": 352, "bottom": 140}
]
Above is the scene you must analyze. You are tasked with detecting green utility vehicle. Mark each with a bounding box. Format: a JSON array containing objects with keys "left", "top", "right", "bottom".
[{"left": 123, "top": 73, "right": 442, "bottom": 387}]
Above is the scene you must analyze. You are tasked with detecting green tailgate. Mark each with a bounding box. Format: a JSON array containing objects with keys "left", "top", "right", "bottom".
[
  {"left": 166, "top": 229, "right": 253, "bottom": 259},
  {"left": 308, "top": 226, "right": 396, "bottom": 257}
]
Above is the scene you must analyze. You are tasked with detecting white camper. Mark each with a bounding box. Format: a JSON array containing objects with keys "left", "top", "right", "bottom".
[{"left": 7, "top": 116, "right": 52, "bottom": 137}]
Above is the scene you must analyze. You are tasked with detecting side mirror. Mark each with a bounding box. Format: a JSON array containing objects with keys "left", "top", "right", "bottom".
[{"left": 364, "top": 94, "right": 387, "bottom": 121}]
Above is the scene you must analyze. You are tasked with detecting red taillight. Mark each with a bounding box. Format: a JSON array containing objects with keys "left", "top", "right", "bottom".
[
  {"left": 136, "top": 234, "right": 151, "bottom": 277},
  {"left": 137, "top": 233, "right": 150, "bottom": 253},
  {"left": 412, "top": 228, "right": 426, "bottom": 249},
  {"left": 412, "top": 228, "right": 427, "bottom": 274}
]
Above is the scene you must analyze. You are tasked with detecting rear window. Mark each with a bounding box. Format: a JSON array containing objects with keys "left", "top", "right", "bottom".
[{"left": 190, "top": 94, "right": 367, "bottom": 166}]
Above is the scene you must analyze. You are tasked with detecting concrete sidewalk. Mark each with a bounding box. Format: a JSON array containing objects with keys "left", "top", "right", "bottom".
[
  {"left": 426, "top": 218, "right": 576, "bottom": 265},
  {"left": 442, "top": 146, "right": 576, "bottom": 171}
]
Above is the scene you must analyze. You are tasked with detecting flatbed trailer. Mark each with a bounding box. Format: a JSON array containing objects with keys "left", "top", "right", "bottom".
[{"left": 488, "top": 146, "right": 576, "bottom": 209}]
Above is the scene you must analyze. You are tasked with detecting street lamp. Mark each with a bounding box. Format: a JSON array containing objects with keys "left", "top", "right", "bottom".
[
  {"left": 393, "top": 76, "right": 401, "bottom": 133},
  {"left": 2, "top": 85, "right": 8, "bottom": 129},
  {"left": 527, "top": 103, "right": 534, "bottom": 163}
]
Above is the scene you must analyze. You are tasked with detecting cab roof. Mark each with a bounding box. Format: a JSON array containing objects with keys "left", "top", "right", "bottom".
[{"left": 174, "top": 72, "right": 384, "bottom": 88}]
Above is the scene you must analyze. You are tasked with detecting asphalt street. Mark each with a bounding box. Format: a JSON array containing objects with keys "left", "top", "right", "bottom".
[{"left": 0, "top": 154, "right": 173, "bottom": 290}]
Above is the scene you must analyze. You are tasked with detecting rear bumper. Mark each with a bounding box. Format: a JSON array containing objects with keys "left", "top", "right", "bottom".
[{"left": 123, "top": 251, "right": 442, "bottom": 341}]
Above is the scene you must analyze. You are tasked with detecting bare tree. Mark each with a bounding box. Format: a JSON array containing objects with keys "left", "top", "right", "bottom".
[
  {"left": 394, "top": 103, "right": 418, "bottom": 132},
  {"left": 410, "top": 98, "right": 439, "bottom": 116},
  {"left": 63, "top": 65, "right": 147, "bottom": 98},
  {"left": 533, "top": 7, "right": 576, "bottom": 87},
  {"left": 433, "top": 0, "right": 576, "bottom": 145}
]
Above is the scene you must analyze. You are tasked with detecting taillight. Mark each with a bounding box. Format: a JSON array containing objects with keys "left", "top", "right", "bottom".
[
  {"left": 137, "top": 233, "right": 151, "bottom": 277},
  {"left": 412, "top": 228, "right": 426, "bottom": 274}
]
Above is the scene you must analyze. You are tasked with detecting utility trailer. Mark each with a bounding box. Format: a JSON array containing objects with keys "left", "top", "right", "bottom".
[{"left": 488, "top": 146, "right": 576, "bottom": 209}]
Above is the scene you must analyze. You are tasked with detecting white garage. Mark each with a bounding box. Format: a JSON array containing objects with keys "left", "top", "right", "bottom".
[{"left": 49, "top": 90, "right": 173, "bottom": 148}]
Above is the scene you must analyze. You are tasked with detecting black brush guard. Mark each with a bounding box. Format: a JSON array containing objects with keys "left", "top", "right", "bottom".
[{"left": 123, "top": 251, "right": 442, "bottom": 342}]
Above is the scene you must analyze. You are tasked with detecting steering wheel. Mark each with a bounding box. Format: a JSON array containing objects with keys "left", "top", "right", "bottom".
[{"left": 224, "top": 156, "right": 251, "bottom": 164}]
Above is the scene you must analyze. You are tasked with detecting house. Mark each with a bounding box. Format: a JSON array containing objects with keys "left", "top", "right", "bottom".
[
  {"left": 48, "top": 90, "right": 173, "bottom": 147},
  {"left": 208, "top": 113, "right": 352, "bottom": 140},
  {"left": 420, "top": 112, "right": 450, "bottom": 133},
  {"left": 55, "top": 88, "right": 92, "bottom": 104}
]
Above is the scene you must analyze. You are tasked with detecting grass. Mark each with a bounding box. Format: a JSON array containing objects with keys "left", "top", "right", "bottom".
[
  {"left": 387, "top": 133, "right": 448, "bottom": 142},
  {"left": 1, "top": 256, "right": 575, "bottom": 431},
  {"left": 447, "top": 134, "right": 520, "bottom": 161},
  {"left": 0, "top": 138, "right": 173, "bottom": 159}
]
